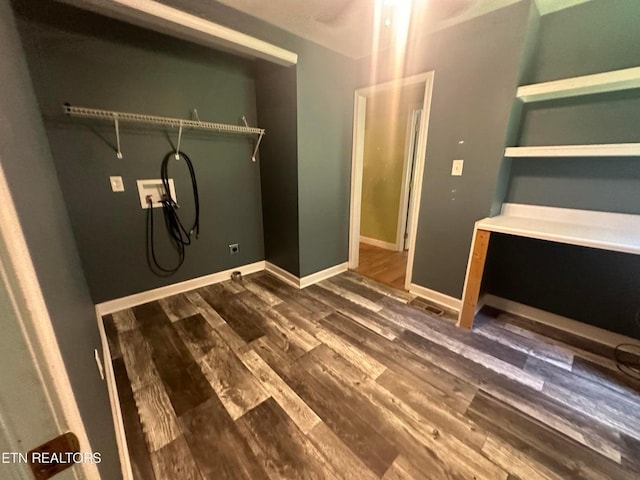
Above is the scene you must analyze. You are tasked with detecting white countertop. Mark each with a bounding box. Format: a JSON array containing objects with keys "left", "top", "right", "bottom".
[{"left": 477, "top": 203, "right": 640, "bottom": 255}]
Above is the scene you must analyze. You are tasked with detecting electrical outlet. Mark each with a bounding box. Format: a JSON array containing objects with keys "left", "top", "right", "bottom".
[
  {"left": 451, "top": 159, "right": 464, "bottom": 176},
  {"left": 109, "top": 176, "right": 124, "bottom": 192},
  {"left": 229, "top": 243, "right": 239, "bottom": 255}
]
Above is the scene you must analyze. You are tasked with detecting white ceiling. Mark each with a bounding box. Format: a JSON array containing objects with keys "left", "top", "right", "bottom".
[
  {"left": 215, "top": 0, "right": 501, "bottom": 58},
  {"left": 214, "top": 0, "right": 593, "bottom": 59}
]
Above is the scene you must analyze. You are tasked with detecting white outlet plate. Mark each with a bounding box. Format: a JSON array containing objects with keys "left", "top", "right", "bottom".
[
  {"left": 109, "top": 176, "right": 124, "bottom": 192},
  {"left": 136, "top": 179, "right": 176, "bottom": 209},
  {"left": 451, "top": 159, "right": 464, "bottom": 176}
]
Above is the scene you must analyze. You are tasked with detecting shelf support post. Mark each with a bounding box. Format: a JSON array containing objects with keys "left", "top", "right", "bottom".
[{"left": 458, "top": 228, "right": 491, "bottom": 330}]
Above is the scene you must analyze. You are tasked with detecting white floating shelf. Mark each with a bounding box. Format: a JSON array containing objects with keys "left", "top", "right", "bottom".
[
  {"left": 504, "top": 143, "right": 640, "bottom": 158},
  {"left": 477, "top": 203, "right": 640, "bottom": 256},
  {"left": 516, "top": 66, "right": 640, "bottom": 103}
]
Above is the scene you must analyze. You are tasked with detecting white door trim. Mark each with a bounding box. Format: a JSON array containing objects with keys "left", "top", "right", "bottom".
[
  {"left": 0, "top": 162, "right": 98, "bottom": 479},
  {"left": 348, "top": 71, "right": 436, "bottom": 292},
  {"left": 348, "top": 92, "right": 367, "bottom": 269},
  {"left": 96, "top": 312, "right": 134, "bottom": 480},
  {"left": 395, "top": 106, "right": 422, "bottom": 252}
]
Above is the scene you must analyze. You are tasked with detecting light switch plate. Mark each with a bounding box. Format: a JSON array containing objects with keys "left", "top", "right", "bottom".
[
  {"left": 451, "top": 159, "right": 464, "bottom": 176},
  {"left": 109, "top": 176, "right": 124, "bottom": 192}
]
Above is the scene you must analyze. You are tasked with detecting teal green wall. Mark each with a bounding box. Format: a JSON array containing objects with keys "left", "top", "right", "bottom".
[
  {"left": 488, "top": 0, "right": 640, "bottom": 339},
  {"left": 526, "top": 0, "right": 640, "bottom": 83},
  {"left": 255, "top": 62, "right": 300, "bottom": 276},
  {"left": 486, "top": 234, "right": 640, "bottom": 340},
  {"left": 16, "top": 1, "right": 265, "bottom": 303},
  {"left": 159, "top": 0, "right": 356, "bottom": 278},
  {"left": 296, "top": 42, "right": 355, "bottom": 276},
  {"left": 357, "top": 0, "right": 532, "bottom": 298}
]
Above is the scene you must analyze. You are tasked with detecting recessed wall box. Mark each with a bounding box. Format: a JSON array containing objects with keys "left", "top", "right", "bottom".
[{"left": 136, "top": 179, "right": 176, "bottom": 209}]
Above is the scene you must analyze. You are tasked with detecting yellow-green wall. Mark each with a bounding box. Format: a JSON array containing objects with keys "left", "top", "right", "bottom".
[{"left": 361, "top": 84, "right": 424, "bottom": 245}]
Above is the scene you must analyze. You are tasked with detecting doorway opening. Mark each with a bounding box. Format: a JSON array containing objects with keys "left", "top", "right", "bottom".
[{"left": 348, "top": 72, "right": 435, "bottom": 291}]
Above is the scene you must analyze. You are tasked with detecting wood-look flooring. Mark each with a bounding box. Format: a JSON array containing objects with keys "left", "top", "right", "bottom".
[
  {"left": 104, "top": 271, "right": 640, "bottom": 480},
  {"left": 354, "top": 242, "right": 408, "bottom": 290}
]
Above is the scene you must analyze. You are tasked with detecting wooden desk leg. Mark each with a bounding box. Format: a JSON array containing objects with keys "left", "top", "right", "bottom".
[{"left": 458, "top": 229, "right": 491, "bottom": 330}]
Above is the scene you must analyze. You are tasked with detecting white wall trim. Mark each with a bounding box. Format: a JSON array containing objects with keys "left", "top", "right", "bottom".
[
  {"left": 96, "top": 312, "right": 133, "bottom": 480},
  {"left": 483, "top": 294, "right": 640, "bottom": 348},
  {"left": 264, "top": 262, "right": 301, "bottom": 289},
  {"left": 265, "top": 261, "right": 348, "bottom": 289},
  {"left": 360, "top": 236, "right": 397, "bottom": 251},
  {"left": 348, "top": 92, "right": 367, "bottom": 269},
  {"left": 56, "top": 0, "right": 297, "bottom": 66},
  {"left": 404, "top": 73, "right": 436, "bottom": 290},
  {"left": 300, "top": 262, "right": 348, "bottom": 288},
  {"left": 98, "top": 259, "right": 350, "bottom": 318},
  {"left": 409, "top": 283, "right": 462, "bottom": 312},
  {"left": 96, "top": 261, "right": 266, "bottom": 315},
  {"left": 396, "top": 106, "right": 422, "bottom": 252},
  {"left": 357, "top": 71, "right": 435, "bottom": 96}
]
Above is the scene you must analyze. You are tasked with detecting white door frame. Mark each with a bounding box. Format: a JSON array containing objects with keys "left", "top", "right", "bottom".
[
  {"left": 0, "top": 161, "right": 99, "bottom": 479},
  {"left": 348, "top": 71, "right": 435, "bottom": 291},
  {"left": 395, "top": 106, "right": 422, "bottom": 252}
]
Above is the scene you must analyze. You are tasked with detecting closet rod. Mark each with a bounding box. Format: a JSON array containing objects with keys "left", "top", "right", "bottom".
[{"left": 63, "top": 104, "right": 265, "bottom": 135}]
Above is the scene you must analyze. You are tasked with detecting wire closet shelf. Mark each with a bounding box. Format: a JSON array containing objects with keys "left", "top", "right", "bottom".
[{"left": 62, "top": 104, "right": 265, "bottom": 161}]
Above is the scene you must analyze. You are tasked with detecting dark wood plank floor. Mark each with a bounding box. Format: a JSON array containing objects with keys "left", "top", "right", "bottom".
[
  {"left": 104, "top": 271, "right": 640, "bottom": 480},
  {"left": 354, "top": 242, "right": 408, "bottom": 290}
]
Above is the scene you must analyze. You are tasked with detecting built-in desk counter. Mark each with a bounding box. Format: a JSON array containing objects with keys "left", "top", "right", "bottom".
[{"left": 457, "top": 203, "right": 640, "bottom": 329}]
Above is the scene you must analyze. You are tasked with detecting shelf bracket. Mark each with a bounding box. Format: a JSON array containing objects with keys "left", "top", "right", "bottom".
[
  {"left": 251, "top": 131, "right": 264, "bottom": 163},
  {"left": 242, "top": 116, "right": 262, "bottom": 162},
  {"left": 114, "top": 115, "right": 123, "bottom": 159},
  {"left": 63, "top": 105, "right": 266, "bottom": 161},
  {"left": 175, "top": 121, "right": 183, "bottom": 160}
]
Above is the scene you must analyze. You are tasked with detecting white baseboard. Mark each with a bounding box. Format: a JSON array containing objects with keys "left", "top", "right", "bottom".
[
  {"left": 264, "top": 262, "right": 300, "bottom": 289},
  {"left": 483, "top": 294, "right": 640, "bottom": 348},
  {"left": 300, "top": 262, "right": 349, "bottom": 288},
  {"left": 360, "top": 236, "right": 398, "bottom": 251},
  {"left": 265, "top": 261, "right": 349, "bottom": 289},
  {"left": 95, "top": 261, "right": 266, "bottom": 315},
  {"left": 409, "top": 283, "right": 462, "bottom": 311},
  {"left": 96, "top": 259, "right": 350, "bottom": 316},
  {"left": 95, "top": 312, "right": 133, "bottom": 480}
]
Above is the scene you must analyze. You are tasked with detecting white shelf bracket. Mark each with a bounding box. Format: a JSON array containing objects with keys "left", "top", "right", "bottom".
[
  {"left": 63, "top": 105, "right": 265, "bottom": 162},
  {"left": 175, "top": 121, "right": 183, "bottom": 160},
  {"left": 252, "top": 131, "right": 264, "bottom": 163},
  {"left": 243, "top": 116, "right": 262, "bottom": 162},
  {"left": 114, "top": 115, "right": 123, "bottom": 159}
]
